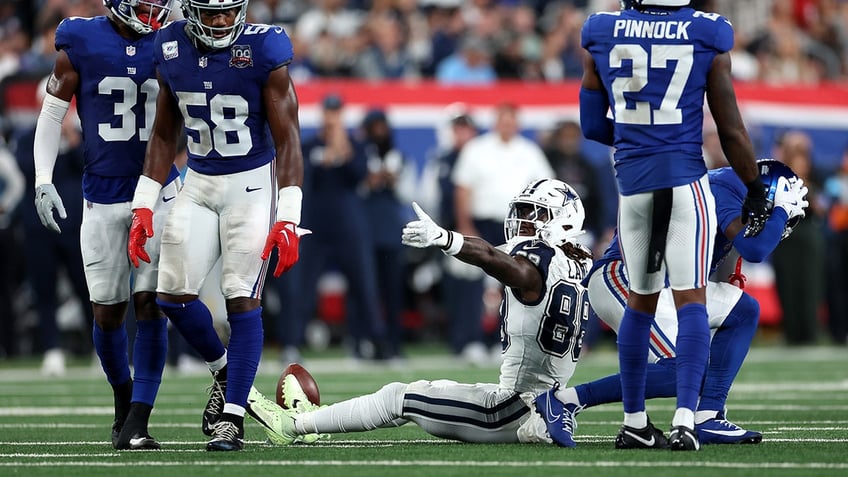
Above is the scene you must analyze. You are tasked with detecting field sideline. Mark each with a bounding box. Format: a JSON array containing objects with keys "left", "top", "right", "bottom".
[{"left": 1, "top": 346, "right": 846, "bottom": 477}]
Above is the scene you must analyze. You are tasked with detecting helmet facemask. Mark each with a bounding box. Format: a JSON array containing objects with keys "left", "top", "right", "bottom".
[
  {"left": 106, "top": 0, "right": 173, "bottom": 35},
  {"left": 182, "top": 0, "right": 249, "bottom": 50},
  {"left": 504, "top": 179, "right": 586, "bottom": 247}
]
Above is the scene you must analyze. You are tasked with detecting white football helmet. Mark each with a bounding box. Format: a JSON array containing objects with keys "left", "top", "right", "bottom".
[
  {"left": 104, "top": 0, "right": 173, "bottom": 35},
  {"left": 182, "top": 0, "right": 249, "bottom": 50},
  {"left": 505, "top": 179, "right": 585, "bottom": 247}
]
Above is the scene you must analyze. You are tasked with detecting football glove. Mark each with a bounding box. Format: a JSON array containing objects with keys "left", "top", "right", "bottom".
[
  {"left": 262, "top": 221, "right": 311, "bottom": 277},
  {"left": 773, "top": 176, "right": 809, "bottom": 221},
  {"left": 128, "top": 208, "right": 154, "bottom": 268},
  {"left": 35, "top": 183, "right": 67, "bottom": 233},
  {"left": 741, "top": 179, "right": 770, "bottom": 238},
  {"left": 402, "top": 202, "right": 463, "bottom": 255}
]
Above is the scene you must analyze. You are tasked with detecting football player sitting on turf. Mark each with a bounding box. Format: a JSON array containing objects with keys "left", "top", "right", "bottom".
[
  {"left": 247, "top": 179, "right": 593, "bottom": 445},
  {"left": 535, "top": 159, "right": 809, "bottom": 448}
]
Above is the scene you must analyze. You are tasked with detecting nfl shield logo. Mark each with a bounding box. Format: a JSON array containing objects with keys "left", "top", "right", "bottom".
[
  {"left": 126, "top": 45, "right": 136, "bottom": 56},
  {"left": 199, "top": 57, "right": 208, "bottom": 68}
]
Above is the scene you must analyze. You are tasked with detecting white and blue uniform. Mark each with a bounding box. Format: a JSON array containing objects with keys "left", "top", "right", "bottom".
[
  {"left": 296, "top": 237, "right": 593, "bottom": 443},
  {"left": 152, "top": 20, "right": 292, "bottom": 298},
  {"left": 582, "top": 7, "right": 734, "bottom": 292},
  {"left": 57, "top": 16, "right": 180, "bottom": 303},
  {"left": 582, "top": 166, "right": 790, "bottom": 415}
]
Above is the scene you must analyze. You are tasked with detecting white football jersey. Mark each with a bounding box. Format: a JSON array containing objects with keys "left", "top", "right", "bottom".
[{"left": 497, "top": 237, "right": 593, "bottom": 395}]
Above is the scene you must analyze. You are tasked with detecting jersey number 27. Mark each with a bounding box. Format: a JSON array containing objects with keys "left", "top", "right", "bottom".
[{"left": 610, "top": 44, "right": 694, "bottom": 126}]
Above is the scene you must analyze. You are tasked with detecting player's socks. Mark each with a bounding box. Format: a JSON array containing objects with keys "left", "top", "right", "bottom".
[
  {"left": 698, "top": 293, "right": 759, "bottom": 412},
  {"left": 297, "top": 382, "right": 405, "bottom": 434},
  {"left": 110, "top": 379, "right": 133, "bottom": 446},
  {"left": 157, "top": 298, "right": 226, "bottom": 361},
  {"left": 576, "top": 358, "right": 678, "bottom": 408},
  {"left": 224, "top": 308, "right": 263, "bottom": 408},
  {"left": 675, "top": 303, "right": 710, "bottom": 415},
  {"left": 618, "top": 307, "right": 654, "bottom": 415},
  {"left": 93, "top": 323, "right": 131, "bottom": 385},
  {"left": 131, "top": 318, "right": 168, "bottom": 406}
]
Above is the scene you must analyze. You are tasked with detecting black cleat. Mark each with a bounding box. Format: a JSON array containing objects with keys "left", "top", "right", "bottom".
[
  {"left": 669, "top": 425, "right": 700, "bottom": 451},
  {"left": 615, "top": 418, "right": 669, "bottom": 449},
  {"left": 117, "top": 432, "right": 161, "bottom": 450},
  {"left": 202, "top": 366, "right": 227, "bottom": 436},
  {"left": 115, "top": 402, "right": 160, "bottom": 450},
  {"left": 206, "top": 417, "right": 244, "bottom": 451}
]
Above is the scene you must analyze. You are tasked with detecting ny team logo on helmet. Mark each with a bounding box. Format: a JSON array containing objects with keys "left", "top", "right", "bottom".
[
  {"left": 757, "top": 158, "right": 802, "bottom": 240},
  {"left": 505, "top": 179, "right": 585, "bottom": 246},
  {"left": 182, "top": 0, "right": 249, "bottom": 50},
  {"left": 619, "top": 0, "right": 690, "bottom": 9},
  {"left": 104, "top": 0, "right": 173, "bottom": 35}
]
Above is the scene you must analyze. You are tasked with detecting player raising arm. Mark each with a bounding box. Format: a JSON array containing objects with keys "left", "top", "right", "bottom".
[
  {"left": 246, "top": 179, "right": 594, "bottom": 446},
  {"left": 127, "top": 0, "right": 306, "bottom": 451},
  {"left": 33, "top": 0, "right": 178, "bottom": 450}
]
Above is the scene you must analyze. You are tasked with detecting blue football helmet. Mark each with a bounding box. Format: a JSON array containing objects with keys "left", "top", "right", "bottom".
[
  {"left": 620, "top": 0, "right": 690, "bottom": 9},
  {"left": 104, "top": 0, "right": 172, "bottom": 35},
  {"left": 505, "top": 179, "right": 585, "bottom": 246},
  {"left": 758, "top": 158, "right": 801, "bottom": 239},
  {"left": 182, "top": 0, "right": 249, "bottom": 50}
]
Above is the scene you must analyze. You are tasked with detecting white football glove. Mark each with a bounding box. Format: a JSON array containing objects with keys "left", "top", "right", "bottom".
[
  {"left": 35, "top": 183, "right": 67, "bottom": 233},
  {"left": 401, "top": 202, "right": 463, "bottom": 255},
  {"left": 773, "top": 176, "right": 809, "bottom": 221}
]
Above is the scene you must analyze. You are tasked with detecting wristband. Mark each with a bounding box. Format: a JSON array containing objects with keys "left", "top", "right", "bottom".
[
  {"left": 131, "top": 175, "right": 163, "bottom": 211},
  {"left": 276, "top": 185, "right": 303, "bottom": 224},
  {"left": 441, "top": 231, "right": 464, "bottom": 256}
]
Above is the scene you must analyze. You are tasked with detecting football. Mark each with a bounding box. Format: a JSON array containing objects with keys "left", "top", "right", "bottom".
[{"left": 276, "top": 363, "right": 320, "bottom": 409}]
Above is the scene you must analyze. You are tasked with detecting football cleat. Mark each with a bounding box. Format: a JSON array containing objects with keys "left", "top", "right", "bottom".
[
  {"left": 532, "top": 385, "right": 579, "bottom": 448},
  {"left": 202, "top": 367, "right": 226, "bottom": 436},
  {"left": 280, "top": 373, "right": 320, "bottom": 413},
  {"left": 116, "top": 431, "right": 161, "bottom": 450},
  {"left": 115, "top": 403, "right": 160, "bottom": 450},
  {"left": 695, "top": 413, "right": 762, "bottom": 445},
  {"left": 206, "top": 419, "right": 244, "bottom": 451},
  {"left": 669, "top": 425, "right": 700, "bottom": 451},
  {"left": 247, "top": 386, "right": 300, "bottom": 445},
  {"left": 615, "top": 418, "right": 669, "bottom": 449}
]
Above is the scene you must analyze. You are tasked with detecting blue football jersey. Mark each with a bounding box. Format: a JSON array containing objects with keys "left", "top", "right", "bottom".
[
  {"left": 581, "top": 8, "right": 734, "bottom": 194},
  {"left": 707, "top": 166, "right": 746, "bottom": 272},
  {"left": 153, "top": 21, "right": 294, "bottom": 175},
  {"left": 57, "top": 16, "right": 177, "bottom": 203}
]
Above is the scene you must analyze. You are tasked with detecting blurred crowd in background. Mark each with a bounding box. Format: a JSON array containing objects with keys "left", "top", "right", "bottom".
[{"left": 0, "top": 0, "right": 847, "bottom": 375}]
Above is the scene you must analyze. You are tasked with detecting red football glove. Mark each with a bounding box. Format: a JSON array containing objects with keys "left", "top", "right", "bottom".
[
  {"left": 128, "top": 208, "right": 154, "bottom": 268},
  {"left": 261, "top": 221, "right": 311, "bottom": 277}
]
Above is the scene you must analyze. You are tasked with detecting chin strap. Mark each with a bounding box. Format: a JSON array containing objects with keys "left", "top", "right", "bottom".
[{"left": 727, "top": 256, "right": 747, "bottom": 289}]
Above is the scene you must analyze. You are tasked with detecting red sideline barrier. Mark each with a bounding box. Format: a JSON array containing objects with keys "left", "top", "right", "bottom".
[{"left": 292, "top": 80, "right": 848, "bottom": 107}]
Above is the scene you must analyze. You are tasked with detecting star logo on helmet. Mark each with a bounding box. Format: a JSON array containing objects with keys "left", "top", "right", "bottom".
[{"left": 556, "top": 187, "right": 578, "bottom": 205}]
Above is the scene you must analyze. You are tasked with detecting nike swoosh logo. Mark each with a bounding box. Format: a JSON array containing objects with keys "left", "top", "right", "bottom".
[
  {"left": 623, "top": 429, "right": 655, "bottom": 447},
  {"left": 545, "top": 397, "right": 561, "bottom": 424},
  {"left": 163, "top": 196, "right": 175, "bottom": 202},
  {"left": 129, "top": 437, "right": 149, "bottom": 447},
  {"left": 245, "top": 186, "right": 262, "bottom": 193},
  {"left": 699, "top": 428, "right": 747, "bottom": 437}
]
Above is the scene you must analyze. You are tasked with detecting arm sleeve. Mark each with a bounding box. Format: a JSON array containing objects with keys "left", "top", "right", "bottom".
[
  {"left": 731, "top": 207, "right": 788, "bottom": 262},
  {"left": 33, "top": 93, "right": 71, "bottom": 187},
  {"left": 579, "top": 88, "right": 614, "bottom": 146}
]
